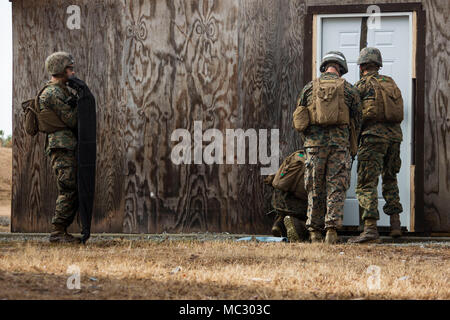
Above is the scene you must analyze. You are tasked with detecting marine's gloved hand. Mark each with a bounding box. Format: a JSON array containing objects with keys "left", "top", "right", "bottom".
[
  {"left": 67, "top": 76, "right": 88, "bottom": 93},
  {"left": 66, "top": 95, "right": 78, "bottom": 108}
]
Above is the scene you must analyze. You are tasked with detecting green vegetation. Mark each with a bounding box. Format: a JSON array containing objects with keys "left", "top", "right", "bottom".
[{"left": 0, "top": 130, "right": 12, "bottom": 148}]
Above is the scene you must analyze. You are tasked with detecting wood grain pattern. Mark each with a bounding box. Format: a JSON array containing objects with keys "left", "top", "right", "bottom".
[
  {"left": 422, "top": 0, "right": 450, "bottom": 232},
  {"left": 11, "top": 0, "right": 450, "bottom": 233},
  {"left": 238, "top": 0, "right": 306, "bottom": 233},
  {"left": 121, "top": 0, "right": 241, "bottom": 233}
]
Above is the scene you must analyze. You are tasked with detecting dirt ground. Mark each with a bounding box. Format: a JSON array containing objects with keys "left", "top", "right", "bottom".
[{"left": 0, "top": 240, "right": 448, "bottom": 300}]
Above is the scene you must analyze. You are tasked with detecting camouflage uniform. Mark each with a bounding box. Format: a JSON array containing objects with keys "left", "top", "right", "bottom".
[
  {"left": 297, "top": 72, "right": 361, "bottom": 231},
  {"left": 271, "top": 189, "right": 307, "bottom": 221},
  {"left": 354, "top": 71, "right": 403, "bottom": 221},
  {"left": 39, "top": 81, "right": 78, "bottom": 228}
]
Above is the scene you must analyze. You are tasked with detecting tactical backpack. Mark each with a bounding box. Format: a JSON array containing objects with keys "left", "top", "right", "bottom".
[
  {"left": 22, "top": 84, "right": 68, "bottom": 136},
  {"left": 271, "top": 150, "right": 307, "bottom": 200},
  {"left": 363, "top": 75, "right": 404, "bottom": 123},
  {"left": 293, "top": 105, "right": 310, "bottom": 132},
  {"left": 309, "top": 78, "right": 349, "bottom": 126}
]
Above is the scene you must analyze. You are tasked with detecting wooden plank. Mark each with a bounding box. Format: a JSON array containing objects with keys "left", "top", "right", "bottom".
[
  {"left": 422, "top": 0, "right": 450, "bottom": 232},
  {"left": 410, "top": 165, "right": 415, "bottom": 231},
  {"left": 121, "top": 0, "right": 241, "bottom": 233},
  {"left": 237, "top": 0, "right": 305, "bottom": 234},
  {"left": 312, "top": 14, "right": 317, "bottom": 80}
]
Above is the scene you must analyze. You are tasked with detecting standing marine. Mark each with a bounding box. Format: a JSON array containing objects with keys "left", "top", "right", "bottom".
[
  {"left": 293, "top": 51, "right": 361, "bottom": 244},
  {"left": 349, "top": 47, "right": 404, "bottom": 243},
  {"left": 40, "top": 52, "right": 80, "bottom": 243}
]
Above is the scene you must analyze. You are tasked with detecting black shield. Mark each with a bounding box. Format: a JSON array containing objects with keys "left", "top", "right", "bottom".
[{"left": 68, "top": 77, "right": 96, "bottom": 243}]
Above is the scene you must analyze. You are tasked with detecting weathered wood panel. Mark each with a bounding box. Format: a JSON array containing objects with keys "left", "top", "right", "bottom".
[
  {"left": 121, "top": 0, "right": 242, "bottom": 233},
  {"left": 12, "top": 0, "right": 450, "bottom": 233},
  {"left": 12, "top": 0, "right": 125, "bottom": 233},
  {"left": 422, "top": 0, "right": 450, "bottom": 232},
  {"left": 238, "top": 0, "right": 305, "bottom": 233}
]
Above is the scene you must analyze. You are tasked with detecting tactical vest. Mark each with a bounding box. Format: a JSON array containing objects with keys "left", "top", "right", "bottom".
[
  {"left": 362, "top": 75, "right": 404, "bottom": 123},
  {"left": 22, "top": 84, "right": 69, "bottom": 136},
  {"left": 308, "top": 78, "right": 350, "bottom": 126},
  {"left": 271, "top": 150, "right": 307, "bottom": 200}
]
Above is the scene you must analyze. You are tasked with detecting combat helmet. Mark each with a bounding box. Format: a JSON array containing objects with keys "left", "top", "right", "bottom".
[
  {"left": 320, "top": 51, "right": 348, "bottom": 75},
  {"left": 357, "top": 47, "right": 383, "bottom": 67},
  {"left": 45, "top": 51, "right": 75, "bottom": 76}
]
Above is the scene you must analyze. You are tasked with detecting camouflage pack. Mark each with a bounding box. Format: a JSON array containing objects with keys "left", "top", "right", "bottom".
[
  {"left": 22, "top": 84, "right": 68, "bottom": 136},
  {"left": 293, "top": 105, "right": 310, "bottom": 132},
  {"left": 272, "top": 150, "right": 307, "bottom": 200},
  {"left": 308, "top": 78, "right": 349, "bottom": 126},
  {"left": 363, "top": 75, "right": 404, "bottom": 123}
]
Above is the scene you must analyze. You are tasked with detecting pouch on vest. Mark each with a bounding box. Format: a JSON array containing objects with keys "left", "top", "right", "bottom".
[
  {"left": 272, "top": 150, "right": 307, "bottom": 200},
  {"left": 361, "top": 98, "right": 380, "bottom": 122},
  {"left": 308, "top": 78, "right": 349, "bottom": 126},
  {"left": 22, "top": 99, "right": 39, "bottom": 136},
  {"left": 22, "top": 84, "right": 69, "bottom": 136},
  {"left": 293, "top": 105, "right": 310, "bottom": 132},
  {"left": 37, "top": 108, "right": 68, "bottom": 133}
]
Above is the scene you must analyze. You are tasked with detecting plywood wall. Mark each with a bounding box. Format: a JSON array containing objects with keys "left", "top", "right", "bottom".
[
  {"left": 11, "top": 0, "right": 450, "bottom": 233},
  {"left": 421, "top": 0, "right": 450, "bottom": 232}
]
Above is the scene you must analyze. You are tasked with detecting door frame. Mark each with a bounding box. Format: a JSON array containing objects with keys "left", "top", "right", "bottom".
[{"left": 303, "top": 3, "right": 426, "bottom": 232}]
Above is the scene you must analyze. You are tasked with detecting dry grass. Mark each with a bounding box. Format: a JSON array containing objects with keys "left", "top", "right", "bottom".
[
  {"left": 0, "top": 148, "right": 448, "bottom": 299},
  {"left": 0, "top": 147, "right": 11, "bottom": 205},
  {"left": 0, "top": 147, "right": 11, "bottom": 228},
  {"left": 0, "top": 240, "right": 448, "bottom": 300}
]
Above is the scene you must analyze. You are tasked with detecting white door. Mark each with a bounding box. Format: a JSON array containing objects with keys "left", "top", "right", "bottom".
[{"left": 318, "top": 14, "right": 412, "bottom": 229}]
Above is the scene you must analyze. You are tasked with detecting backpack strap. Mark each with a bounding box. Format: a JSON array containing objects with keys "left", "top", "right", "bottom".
[{"left": 34, "top": 84, "right": 52, "bottom": 113}]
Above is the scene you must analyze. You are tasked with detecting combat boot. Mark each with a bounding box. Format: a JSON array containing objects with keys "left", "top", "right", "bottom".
[
  {"left": 271, "top": 214, "right": 287, "bottom": 237},
  {"left": 49, "top": 224, "right": 81, "bottom": 243},
  {"left": 64, "top": 227, "right": 83, "bottom": 243},
  {"left": 284, "top": 216, "right": 307, "bottom": 243},
  {"left": 325, "top": 228, "right": 339, "bottom": 244},
  {"left": 389, "top": 213, "right": 402, "bottom": 238},
  {"left": 348, "top": 218, "right": 381, "bottom": 244},
  {"left": 309, "top": 230, "right": 324, "bottom": 243}
]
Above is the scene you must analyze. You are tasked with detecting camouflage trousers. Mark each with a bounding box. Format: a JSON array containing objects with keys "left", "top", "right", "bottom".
[
  {"left": 304, "top": 146, "right": 351, "bottom": 231},
  {"left": 271, "top": 189, "right": 307, "bottom": 221},
  {"left": 356, "top": 137, "right": 402, "bottom": 220},
  {"left": 49, "top": 148, "right": 78, "bottom": 228}
]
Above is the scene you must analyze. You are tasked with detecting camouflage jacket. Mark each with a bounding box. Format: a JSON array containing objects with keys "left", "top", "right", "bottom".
[
  {"left": 296, "top": 72, "right": 361, "bottom": 148},
  {"left": 354, "top": 71, "right": 403, "bottom": 143},
  {"left": 39, "top": 80, "right": 78, "bottom": 154}
]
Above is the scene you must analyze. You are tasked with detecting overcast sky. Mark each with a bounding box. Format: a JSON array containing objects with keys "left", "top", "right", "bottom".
[{"left": 0, "top": 1, "right": 12, "bottom": 137}]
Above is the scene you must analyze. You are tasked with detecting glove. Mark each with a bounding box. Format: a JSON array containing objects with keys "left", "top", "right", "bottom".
[{"left": 67, "top": 76, "right": 87, "bottom": 93}]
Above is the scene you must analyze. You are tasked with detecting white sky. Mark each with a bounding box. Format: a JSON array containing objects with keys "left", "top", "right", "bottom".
[{"left": 0, "top": 1, "right": 12, "bottom": 137}]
